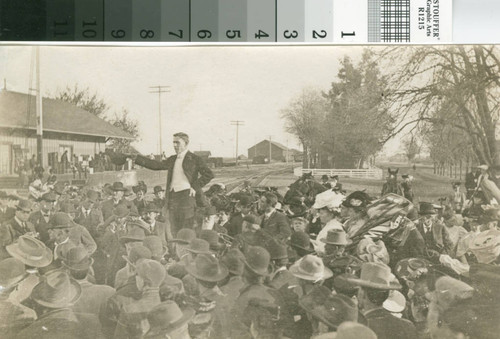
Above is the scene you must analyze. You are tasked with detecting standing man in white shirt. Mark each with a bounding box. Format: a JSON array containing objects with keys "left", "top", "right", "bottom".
[{"left": 134, "top": 132, "right": 214, "bottom": 235}]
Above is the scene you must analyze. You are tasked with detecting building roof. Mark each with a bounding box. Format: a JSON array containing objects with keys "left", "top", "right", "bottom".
[
  {"left": 249, "top": 139, "right": 288, "bottom": 151},
  {"left": 0, "top": 90, "right": 133, "bottom": 139}
]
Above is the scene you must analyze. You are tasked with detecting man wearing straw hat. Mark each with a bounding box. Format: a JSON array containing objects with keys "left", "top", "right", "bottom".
[{"left": 347, "top": 262, "right": 417, "bottom": 339}]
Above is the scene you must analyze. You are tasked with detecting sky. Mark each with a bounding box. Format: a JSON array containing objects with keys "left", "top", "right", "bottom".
[{"left": 0, "top": 45, "right": 401, "bottom": 157}]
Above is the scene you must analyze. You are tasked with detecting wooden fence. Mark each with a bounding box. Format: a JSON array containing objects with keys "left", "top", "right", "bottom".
[{"left": 294, "top": 167, "right": 384, "bottom": 180}]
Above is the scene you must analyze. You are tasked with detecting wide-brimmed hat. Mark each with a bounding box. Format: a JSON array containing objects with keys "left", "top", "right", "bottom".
[
  {"left": 299, "top": 286, "right": 357, "bottom": 329},
  {"left": 16, "top": 199, "right": 33, "bottom": 212},
  {"left": 0, "top": 258, "right": 27, "bottom": 291},
  {"left": 147, "top": 301, "right": 195, "bottom": 334},
  {"left": 111, "top": 182, "right": 126, "bottom": 191},
  {"left": 48, "top": 212, "right": 76, "bottom": 229},
  {"left": 30, "top": 270, "right": 81, "bottom": 308},
  {"left": 6, "top": 235, "right": 53, "bottom": 267},
  {"left": 313, "top": 190, "right": 345, "bottom": 211},
  {"left": 346, "top": 262, "right": 402, "bottom": 290},
  {"left": 136, "top": 259, "right": 166, "bottom": 288},
  {"left": 266, "top": 238, "right": 288, "bottom": 260},
  {"left": 467, "top": 229, "right": 500, "bottom": 264},
  {"left": 220, "top": 249, "right": 245, "bottom": 276},
  {"left": 342, "top": 191, "right": 371, "bottom": 208},
  {"left": 86, "top": 190, "right": 99, "bottom": 203},
  {"left": 153, "top": 185, "right": 165, "bottom": 194},
  {"left": 199, "top": 230, "right": 223, "bottom": 251},
  {"left": 320, "top": 230, "right": 352, "bottom": 245},
  {"left": 53, "top": 182, "right": 66, "bottom": 195},
  {"left": 119, "top": 227, "right": 146, "bottom": 244},
  {"left": 41, "top": 192, "right": 57, "bottom": 202},
  {"left": 113, "top": 204, "right": 130, "bottom": 218},
  {"left": 419, "top": 202, "right": 438, "bottom": 215},
  {"left": 186, "top": 253, "right": 228, "bottom": 282},
  {"left": 170, "top": 228, "right": 196, "bottom": 244},
  {"left": 185, "top": 239, "right": 211, "bottom": 254},
  {"left": 290, "top": 231, "right": 314, "bottom": 253},
  {"left": 61, "top": 246, "right": 93, "bottom": 271},
  {"left": 290, "top": 255, "right": 333, "bottom": 281},
  {"left": 243, "top": 246, "right": 271, "bottom": 276},
  {"left": 143, "top": 236, "right": 167, "bottom": 260}
]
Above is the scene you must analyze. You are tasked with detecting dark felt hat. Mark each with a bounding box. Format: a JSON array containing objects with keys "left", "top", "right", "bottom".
[
  {"left": 153, "top": 185, "right": 165, "bottom": 193},
  {"left": 419, "top": 202, "right": 438, "bottom": 215},
  {"left": 186, "top": 239, "right": 211, "bottom": 254},
  {"left": 220, "top": 249, "right": 245, "bottom": 276},
  {"left": 147, "top": 301, "right": 195, "bottom": 334},
  {"left": 290, "top": 231, "right": 314, "bottom": 253},
  {"left": 199, "top": 230, "right": 223, "bottom": 251},
  {"left": 119, "top": 227, "right": 146, "bottom": 243},
  {"left": 110, "top": 182, "right": 126, "bottom": 191},
  {"left": 320, "top": 229, "right": 352, "bottom": 246},
  {"left": 244, "top": 246, "right": 271, "bottom": 276},
  {"left": 170, "top": 228, "right": 196, "bottom": 244},
  {"left": 113, "top": 204, "right": 130, "bottom": 218},
  {"left": 48, "top": 212, "right": 76, "bottom": 229},
  {"left": 61, "top": 245, "right": 93, "bottom": 271},
  {"left": 31, "top": 270, "right": 81, "bottom": 308},
  {"left": 186, "top": 253, "right": 229, "bottom": 282},
  {"left": 41, "top": 192, "right": 57, "bottom": 202},
  {"left": 342, "top": 191, "right": 371, "bottom": 208},
  {"left": 16, "top": 199, "right": 33, "bottom": 213}
]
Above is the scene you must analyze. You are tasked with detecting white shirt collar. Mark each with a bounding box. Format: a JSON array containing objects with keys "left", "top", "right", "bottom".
[
  {"left": 176, "top": 149, "right": 189, "bottom": 159},
  {"left": 265, "top": 208, "right": 276, "bottom": 219}
]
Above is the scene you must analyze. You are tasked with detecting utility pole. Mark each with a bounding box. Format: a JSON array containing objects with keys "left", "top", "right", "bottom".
[
  {"left": 149, "top": 86, "right": 170, "bottom": 155},
  {"left": 35, "top": 47, "right": 43, "bottom": 167},
  {"left": 230, "top": 120, "right": 245, "bottom": 165}
]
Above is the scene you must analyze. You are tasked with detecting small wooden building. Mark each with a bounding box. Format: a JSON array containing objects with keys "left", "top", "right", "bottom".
[{"left": 0, "top": 90, "right": 133, "bottom": 176}]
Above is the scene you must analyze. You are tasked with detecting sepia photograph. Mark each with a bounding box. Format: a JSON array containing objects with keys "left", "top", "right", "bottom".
[{"left": 0, "top": 44, "right": 499, "bottom": 339}]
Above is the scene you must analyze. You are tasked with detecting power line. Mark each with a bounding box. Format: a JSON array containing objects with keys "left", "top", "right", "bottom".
[
  {"left": 149, "top": 86, "right": 170, "bottom": 155},
  {"left": 230, "top": 120, "right": 245, "bottom": 165}
]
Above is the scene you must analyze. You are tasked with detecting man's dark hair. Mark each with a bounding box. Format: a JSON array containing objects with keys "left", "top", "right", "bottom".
[
  {"left": 173, "top": 132, "right": 189, "bottom": 145},
  {"left": 364, "top": 287, "right": 390, "bottom": 306},
  {"left": 263, "top": 193, "right": 278, "bottom": 208}
]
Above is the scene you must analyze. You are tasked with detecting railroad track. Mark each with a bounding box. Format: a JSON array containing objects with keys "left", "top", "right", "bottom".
[{"left": 222, "top": 167, "right": 294, "bottom": 194}]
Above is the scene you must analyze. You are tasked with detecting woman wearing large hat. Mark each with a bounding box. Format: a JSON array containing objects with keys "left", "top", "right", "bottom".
[
  {"left": 341, "top": 191, "right": 371, "bottom": 239},
  {"left": 312, "top": 190, "right": 346, "bottom": 255}
]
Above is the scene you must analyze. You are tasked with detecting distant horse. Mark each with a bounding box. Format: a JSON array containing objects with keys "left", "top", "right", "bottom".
[
  {"left": 284, "top": 172, "right": 327, "bottom": 207},
  {"left": 381, "top": 168, "right": 404, "bottom": 196}
]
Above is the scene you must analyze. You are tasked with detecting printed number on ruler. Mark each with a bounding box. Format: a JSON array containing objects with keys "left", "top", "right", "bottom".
[
  {"left": 197, "top": 30, "right": 212, "bottom": 39},
  {"left": 139, "top": 29, "right": 155, "bottom": 39},
  {"left": 226, "top": 30, "right": 241, "bottom": 39},
  {"left": 169, "top": 30, "right": 184, "bottom": 39},
  {"left": 53, "top": 20, "right": 69, "bottom": 38},
  {"left": 81, "top": 20, "right": 98, "bottom": 38},
  {"left": 312, "top": 30, "right": 327, "bottom": 39},
  {"left": 111, "top": 30, "right": 126, "bottom": 39},
  {"left": 283, "top": 30, "right": 298, "bottom": 39},
  {"left": 254, "top": 30, "right": 269, "bottom": 39}
]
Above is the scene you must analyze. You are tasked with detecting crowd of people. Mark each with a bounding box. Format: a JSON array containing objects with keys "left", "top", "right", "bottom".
[{"left": 1, "top": 132, "right": 499, "bottom": 339}]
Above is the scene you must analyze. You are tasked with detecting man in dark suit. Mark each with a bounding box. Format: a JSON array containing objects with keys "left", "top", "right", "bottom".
[
  {"left": 258, "top": 192, "right": 291, "bottom": 242},
  {"left": 28, "top": 191, "right": 56, "bottom": 244},
  {"left": 142, "top": 203, "right": 172, "bottom": 246},
  {"left": 0, "top": 199, "right": 36, "bottom": 260},
  {"left": 225, "top": 194, "right": 253, "bottom": 237},
  {"left": 134, "top": 132, "right": 214, "bottom": 235},
  {"left": 74, "top": 190, "right": 103, "bottom": 240},
  {"left": 101, "top": 182, "right": 127, "bottom": 221},
  {"left": 416, "top": 202, "right": 454, "bottom": 260}
]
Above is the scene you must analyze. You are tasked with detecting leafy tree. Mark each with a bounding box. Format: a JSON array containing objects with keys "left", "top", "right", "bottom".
[
  {"left": 52, "top": 84, "right": 109, "bottom": 118},
  {"left": 385, "top": 46, "right": 500, "bottom": 166},
  {"left": 107, "top": 109, "right": 140, "bottom": 153}
]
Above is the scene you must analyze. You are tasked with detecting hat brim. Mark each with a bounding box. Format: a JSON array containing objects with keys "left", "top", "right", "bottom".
[
  {"left": 185, "top": 248, "right": 212, "bottom": 255},
  {"left": 31, "top": 278, "right": 82, "bottom": 308},
  {"left": 6, "top": 243, "right": 53, "bottom": 268},
  {"left": 62, "top": 257, "right": 94, "bottom": 271},
  {"left": 291, "top": 243, "right": 315, "bottom": 253},
  {"left": 169, "top": 239, "right": 191, "bottom": 244},
  {"left": 320, "top": 238, "right": 352, "bottom": 246},
  {"left": 185, "top": 262, "right": 229, "bottom": 282},
  {"left": 119, "top": 236, "right": 145, "bottom": 244},
  {"left": 152, "top": 308, "right": 195, "bottom": 334},
  {"left": 345, "top": 277, "right": 402, "bottom": 290},
  {"left": 290, "top": 265, "right": 333, "bottom": 281},
  {"left": 243, "top": 260, "right": 272, "bottom": 276}
]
